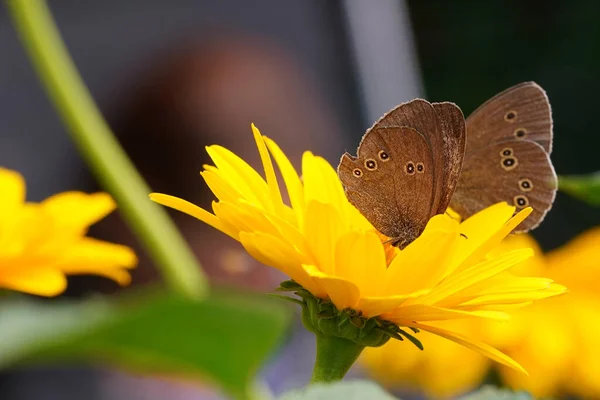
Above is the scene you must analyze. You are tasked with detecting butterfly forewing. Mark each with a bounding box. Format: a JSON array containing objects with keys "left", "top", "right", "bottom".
[
  {"left": 369, "top": 99, "right": 446, "bottom": 213},
  {"left": 338, "top": 126, "right": 435, "bottom": 246}
]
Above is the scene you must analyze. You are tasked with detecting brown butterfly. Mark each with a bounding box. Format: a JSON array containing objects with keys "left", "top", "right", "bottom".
[
  {"left": 338, "top": 100, "right": 466, "bottom": 248},
  {"left": 337, "top": 82, "right": 556, "bottom": 248}
]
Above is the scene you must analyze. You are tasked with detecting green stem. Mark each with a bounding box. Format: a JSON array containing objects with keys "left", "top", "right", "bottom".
[
  {"left": 7, "top": 0, "right": 208, "bottom": 298},
  {"left": 311, "top": 335, "right": 365, "bottom": 383}
]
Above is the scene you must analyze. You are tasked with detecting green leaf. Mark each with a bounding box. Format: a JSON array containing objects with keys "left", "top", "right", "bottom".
[
  {"left": 559, "top": 172, "right": 600, "bottom": 206},
  {"left": 0, "top": 288, "right": 290, "bottom": 399},
  {"left": 458, "top": 385, "right": 532, "bottom": 400},
  {"left": 278, "top": 380, "right": 399, "bottom": 400}
]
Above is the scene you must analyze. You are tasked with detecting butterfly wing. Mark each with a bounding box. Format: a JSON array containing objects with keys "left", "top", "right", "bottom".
[
  {"left": 450, "top": 140, "right": 557, "bottom": 231},
  {"left": 369, "top": 99, "right": 445, "bottom": 212},
  {"left": 464, "top": 82, "right": 553, "bottom": 153},
  {"left": 451, "top": 82, "right": 556, "bottom": 231},
  {"left": 432, "top": 102, "right": 467, "bottom": 212},
  {"left": 338, "top": 126, "right": 435, "bottom": 246},
  {"left": 369, "top": 99, "right": 466, "bottom": 214}
]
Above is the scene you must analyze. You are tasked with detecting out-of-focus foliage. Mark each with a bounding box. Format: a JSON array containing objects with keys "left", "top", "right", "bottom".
[
  {"left": 559, "top": 172, "right": 600, "bottom": 206},
  {"left": 0, "top": 288, "right": 290, "bottom": 398}
]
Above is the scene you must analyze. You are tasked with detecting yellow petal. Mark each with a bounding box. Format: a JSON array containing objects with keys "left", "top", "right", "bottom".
[
  {"left": 56, "top": 238, "right": 137, "bottom": 268},
  {"left": 252, "top": 125, "right": 284, "bottom": 215},
  {"left": 488, "top": 233, "right": 546, "bottom": 277},
  {"left": 449, "top": 274, "right": 555, "bottom": 305},
  {"left": 41, "top": 192, "right": 115, "bottom": 231},
  {"left": 458, "top": 284, "right": 566, "bottom": 307},
  {"left": 264, "top": 136, "right": 306, "bottom": 227},
  {"left": 262, "top": 210, "right": 311, "bottom": 257},
  {"left": 200, "top": 167, "right": 244, "bottom": 202},
  {"left": 205, "top": 145, "right": 271, "bottom": 208},
  {"left": 413, "top": 322, "right": 527, "bottom": 375},
  {"left": 459, "top": 202, "right": 515, "bottom": 237},
  {"left": 303, "top": 264, "right": 360, "bottom": 310},
  {"left": 304, "top": 201, "right": 346, "bottom": 273},
  {"left": 239, "top": 231, "right": 323, "bottom": 296},
  {"left": 386, "top": 229, "right": 458, "bottom": 295},
  {"left": 334, "top": 231, "right": 387, "bottom": 296},
  {"left": 212, "top": 201, "right": 273, "bottom": 237},
  {"left": 0, "top": 168, "right": 25, "bottom": 224},
  {"left": 357, "top": 290, "right": 430, "bottom": 317},
  {"left": 418, "top": 249, "right": 533, "bottom": 306},
  {"left": 385, "top": 304, "right": 510, "bottom": 324},
  {"left": 455, "top": 206, "right": 532, "bottom": 272},
  {"left": 53, "top": 238, "right": 136, "bottom": 286},
  {"left": 149, "top": 193, "right": 236, "bottom": 239},
  {"left": 302, "top": 152, "right": 349, "bottom": 219},
  {"left": 0, "top": 266, "right": 67, "bottom": 297},
  {"left": 546, "top": 226, "right": 600, "bottom": 287}
]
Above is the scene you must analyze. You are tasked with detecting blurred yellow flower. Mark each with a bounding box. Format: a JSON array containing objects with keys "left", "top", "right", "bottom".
[
  {"left": 0, "top": 168, "right": 137, "bottom": 296},
  {"left": 151, "top": 125, "right": 565, "bottom": 373},
  {"left": 362, "top": 230, "right": 600, "bottom": 399}
]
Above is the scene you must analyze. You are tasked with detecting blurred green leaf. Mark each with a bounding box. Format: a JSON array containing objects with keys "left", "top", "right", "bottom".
[
  {"left": 459, "top": 386, "right": 532, "bottom": 400},
  {"left": 0, "top": 288, "right": 290, "bottom": 399},
  {"left": 559, "top": 172, "right": 600, "bottom": 206},
  {"left": 278, "top": 380, "right": 399, "bottom": 400}
]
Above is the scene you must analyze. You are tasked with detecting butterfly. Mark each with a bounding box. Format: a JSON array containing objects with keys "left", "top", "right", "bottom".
[{"left": 337, "top": 82, "right": 556, "bottom": 248}]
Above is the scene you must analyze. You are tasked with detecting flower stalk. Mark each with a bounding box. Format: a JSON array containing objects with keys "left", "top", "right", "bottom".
[
  {"left": 7, "top": 0, "right": 207, "bottom": 298},
  {"left": 311, "top": 335, "right": 365, "bottom": 383}
]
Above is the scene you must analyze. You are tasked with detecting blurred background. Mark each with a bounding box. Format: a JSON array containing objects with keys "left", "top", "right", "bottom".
[{"left": 1, "top": 0, "right": 599, "bottom": 399}]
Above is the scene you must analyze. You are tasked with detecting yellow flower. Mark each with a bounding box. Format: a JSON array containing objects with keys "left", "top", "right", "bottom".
[
  {"left": 362, "top": 230, "right": 600, "bottom": 399},
  {"left": 0, "top": 168, "right": 137, "bottom": 296},
  {"left": 150, "top": 125, "right": 565, "bottom": 373}
]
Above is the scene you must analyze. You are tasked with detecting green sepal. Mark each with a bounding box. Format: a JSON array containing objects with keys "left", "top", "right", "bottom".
[{"left": 279, "top": 280, "right": 423, "bottom": 350}]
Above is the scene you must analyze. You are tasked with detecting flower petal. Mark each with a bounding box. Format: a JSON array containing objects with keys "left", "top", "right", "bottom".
[
  {"left": 252, "top": 125, "right": 284, "bottom": 215},
  {"left": 334, "top": 231, "right": 387, "bottom": 296},
  {"left": 418, "top": 249, "right": 533, "bottom": 306},
  {"left": 264, "top": 136, "right": 305, "bottom": 227},
  {"left": 206, "top": 145, "right": 271, "bottom": 208},
  {"left": 357, "top": 290, "right": 430, "bottom": 318},
  {"left": 454, "top": 206, "right": 532, "bottom": 272},
  {"left": 0, "top": 168, "right": 25, "bottom": 219},
  {"left": 546, "top": 226, "right": 600, "bottom": 288},
  {"left": 458, "top": 283, "right": 567, "bottom": 308},
  {"left": 201, "top": 167, "right": 244, "bottom": 202},
  {"left": 302, "top": 152, "right": 348, "bottom": 219},
  {"left": 386, "top": 228, "right": 459, "bottom": 295},
  {"left": 149, "top": 194, "right": 236, "bottom": 239},
  {"left": 412, "top": 322, "right": 527, "bottom": 375},
  {"left": 239, "top": 231, "right": 323, "bottom": 296},
  {"left": 41, "top": 192, "right": 115, "bottom": 231},
  {"left": 385, "top": 304, "right": 510, "bottom": 324},
  {"left": 304, "top": 201, "right": 346, "bottom": 273},
  {"left": 303, "top": 264, "right": 360, "bottom": 310},
  {"left": 0, "top": 266, "right": 67, "bottom": 297}
]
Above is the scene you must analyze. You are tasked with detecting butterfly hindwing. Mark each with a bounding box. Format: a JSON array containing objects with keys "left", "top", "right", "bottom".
[{"left": 450, "top": 139, "right": 557, "bottom": 231}]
